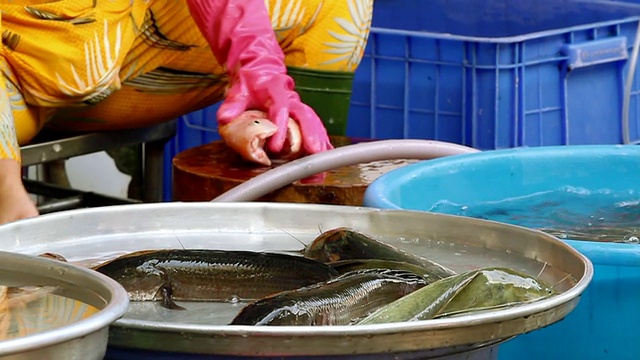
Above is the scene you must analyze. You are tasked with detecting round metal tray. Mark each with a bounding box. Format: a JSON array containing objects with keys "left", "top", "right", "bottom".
[
  {"left": 0, "top": 251, "right": 128, "bottom": 360},
  {"left": 0, "top": 203, "right": 592, "bottom": 358}
]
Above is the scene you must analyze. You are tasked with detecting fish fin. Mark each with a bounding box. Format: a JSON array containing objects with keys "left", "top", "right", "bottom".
[
  {"left": 38, "top": 252, "right": 68, "bottom": 262},
  {"left": 160, "top": 285, "right": 185, "bottom": 311}
]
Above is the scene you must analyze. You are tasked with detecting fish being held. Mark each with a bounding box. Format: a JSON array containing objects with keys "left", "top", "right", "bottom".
[
  {"left": 230, "top": 268, "right": 426, "bottom": 326},
  {"left": 305, "top": 227, "right": 456, "bottom": 283},
  {"left": 218, "top": 110, "right": 303, "bottom": 166},
  {"left": 93, "top": 249, "right": 339, "bottom": 310}
]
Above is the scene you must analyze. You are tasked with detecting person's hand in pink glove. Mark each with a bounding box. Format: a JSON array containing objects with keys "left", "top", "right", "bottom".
[{"left": 186, "top": 0, "right": 333, "bottom": 158}]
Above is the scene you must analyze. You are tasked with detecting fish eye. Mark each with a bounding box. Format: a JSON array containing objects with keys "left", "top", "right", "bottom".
[{"left": 253, "top": 120, "right": 260, "bottom": 124}]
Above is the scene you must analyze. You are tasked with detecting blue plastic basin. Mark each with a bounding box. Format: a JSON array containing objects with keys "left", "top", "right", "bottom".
[{"left": 364, "top": 145, "right": 640, "bottom": 360}]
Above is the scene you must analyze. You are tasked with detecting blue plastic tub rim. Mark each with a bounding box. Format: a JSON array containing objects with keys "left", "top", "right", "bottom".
[
  {"left": 363, "top": 144, "right": 640, "bottom": 268},
  {"left": 564, "top": 239, "right": 640, "bottom": 267},
  {"left": 364, "top": 144, "right": 640, "bottom": 210}
]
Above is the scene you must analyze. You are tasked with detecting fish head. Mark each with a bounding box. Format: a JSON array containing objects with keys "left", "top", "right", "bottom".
[
  {"left": 304, "top": 227, "right": 357, "bottom": 262},
  {"left": 218, "top": 110, "right": 279, "bottom": 166},
  {"left": 231, "top": 298, "right": 311, "bottom": 326},
  {"left": 93, "top": 253, "right": 168, "bottom": 301}
]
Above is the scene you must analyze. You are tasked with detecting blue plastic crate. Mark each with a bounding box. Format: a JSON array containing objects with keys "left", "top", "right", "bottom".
[
  {"left": 349, "top": 0, "right": 640, "bottom": 148},
  {"left": 163, "top": 0, "right": 640, "bottom": 200},
  {"left": 162, "top": 103, "right": 222, "bottom": 201}
]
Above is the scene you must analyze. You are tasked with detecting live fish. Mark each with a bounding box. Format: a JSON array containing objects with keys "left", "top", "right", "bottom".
[
  {"left": 93, "top": 249, "right": 339, "bottom": 310},
  {"left": 229, "top": 268, "right": 426, "bottom": 326},
  {"left": 304, "top": 227, "right": 456, "bottom": 283}
]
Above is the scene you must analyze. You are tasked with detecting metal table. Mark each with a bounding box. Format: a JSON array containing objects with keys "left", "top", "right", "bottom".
[{"left": 19, "top": 121, "right": 177, "bottom": 210}]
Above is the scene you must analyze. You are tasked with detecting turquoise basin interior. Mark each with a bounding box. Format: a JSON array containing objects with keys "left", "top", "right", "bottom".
[{"left": 364, "top": 145, "right": 640, "bottom": 360}]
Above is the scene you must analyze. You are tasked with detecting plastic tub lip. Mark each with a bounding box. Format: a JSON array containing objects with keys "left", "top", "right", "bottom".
[
  {"left": 364, "top": 144, "right": 640, "bottom": 267},
  {"left": 366, "top": 145, "right": 640, "bottom": 210},
  {"left": 370, "top": 0, "right": 640, "bottom": 43},
  {"left": 371, "top": 17, "right": 640, "bottom": 43},
  {"left": 564, "top": 239, "right": 640, "bottom": 268},
  {"left": 286, "top": 66, "right": 356, "bottom": 78}
]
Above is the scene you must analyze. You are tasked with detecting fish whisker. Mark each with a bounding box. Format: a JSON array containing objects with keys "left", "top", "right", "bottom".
[
  {"left": 175, "top": 235, "right": 186, "bottom": 250},
  {"left": 275, "top": 227, "right": 307, "bottom": 252},
  {"left": 536, "top": 261, "right": 548, "bottom": 279},
  {"left": 551, "top": 273, "right": 573, "bottom": 288}
]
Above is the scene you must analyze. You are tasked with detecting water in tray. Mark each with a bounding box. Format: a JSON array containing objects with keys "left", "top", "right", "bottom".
[{"left": 0, "top": 290, "right": 99, "bottom": 341}]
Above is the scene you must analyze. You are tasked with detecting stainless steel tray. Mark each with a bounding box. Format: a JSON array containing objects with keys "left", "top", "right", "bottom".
[
  {"left": 0, "top": 203, "right": 592, "bottom": 357},
  {"left": 0, "top": 251, "right": 128, "bottom": 360}
]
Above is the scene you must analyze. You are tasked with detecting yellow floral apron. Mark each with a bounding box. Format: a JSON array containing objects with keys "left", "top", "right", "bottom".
[{"left": 0, "top": 0, "right": 373, "bottom": 161}]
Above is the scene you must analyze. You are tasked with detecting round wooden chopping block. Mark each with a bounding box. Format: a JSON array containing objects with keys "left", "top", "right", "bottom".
[{"left": 172, "top": 136, "right": 417, "bottom": 205}]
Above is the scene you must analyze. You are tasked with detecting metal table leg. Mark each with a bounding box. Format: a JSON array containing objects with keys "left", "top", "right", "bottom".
[
  {"left": 23, "top": 179, "right": 141, "bottom": 214},
  {"left": 143, "top": 136, "right": 171, "bottom": 203}
]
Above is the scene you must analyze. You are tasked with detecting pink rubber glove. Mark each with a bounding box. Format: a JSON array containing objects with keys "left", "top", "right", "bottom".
[{"left": 186, "top": 0, "right": 333, "bottom": 156}]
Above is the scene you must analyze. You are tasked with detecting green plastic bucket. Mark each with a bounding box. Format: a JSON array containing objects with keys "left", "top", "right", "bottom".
[{"left": 287, "top": 66, "right": 354, "bottom": 136}]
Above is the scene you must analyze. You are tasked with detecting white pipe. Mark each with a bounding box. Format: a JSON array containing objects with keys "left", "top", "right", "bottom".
[{"left": 211, "top": 139, "right": 480, "bottom": 202}]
